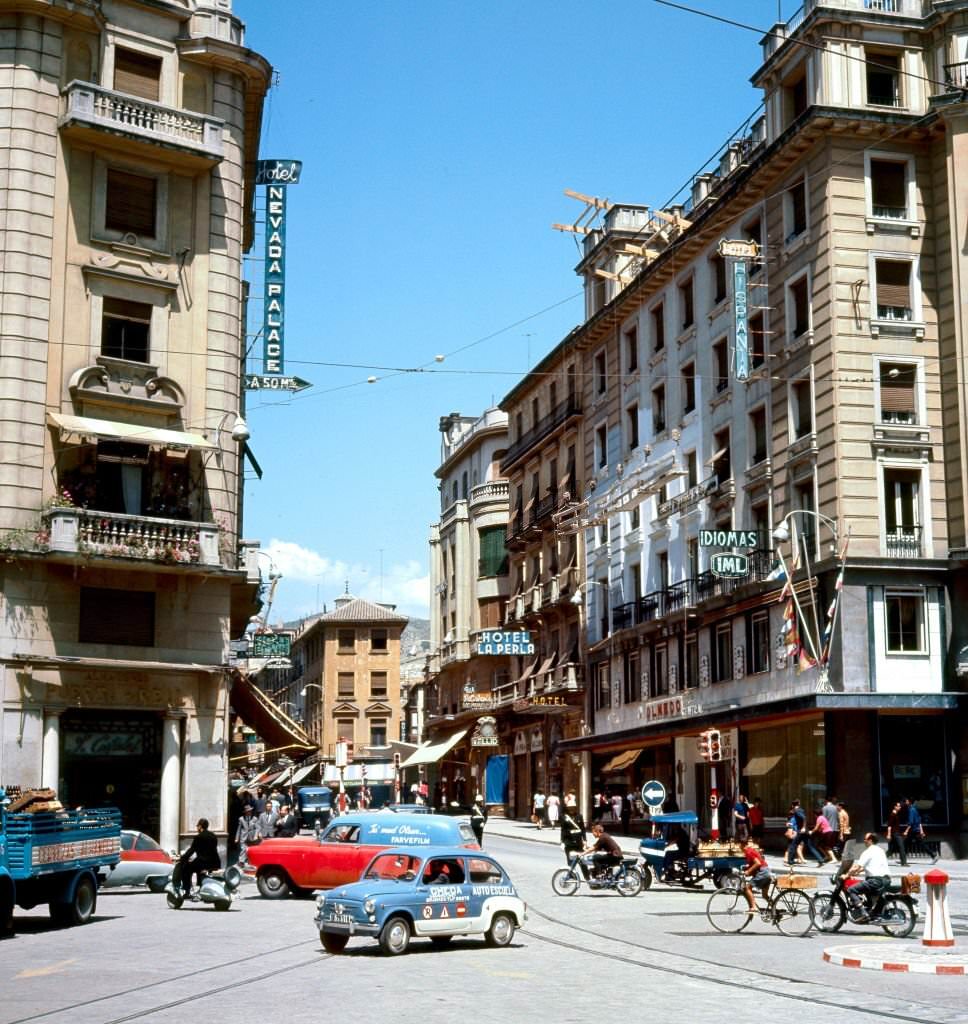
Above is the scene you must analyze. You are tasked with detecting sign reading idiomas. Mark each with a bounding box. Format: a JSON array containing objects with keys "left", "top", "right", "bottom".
[
  {"left": 256, "top": 160, "right": 303, "bottom": 376},
  {"left": 476, "top": 630, "right": 535, "bottom": 656}
]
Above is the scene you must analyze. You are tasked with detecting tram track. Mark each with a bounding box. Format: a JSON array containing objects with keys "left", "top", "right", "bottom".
[{"left": 522, "top": 904, "right": 958, "bottom": 1024}]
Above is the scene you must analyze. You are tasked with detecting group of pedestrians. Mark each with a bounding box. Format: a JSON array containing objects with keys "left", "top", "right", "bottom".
[
  {"left": 783, "top": 795, "right": 849, "bottom": 866},
  {"left": 886, "top": 797, "right": 927, "bottom": 866},
  {"left": 532, "top": 789, "right": 578, "bottom": 830},
  {"left": 233, "top": 786, "right": 299, "bottom": 866}
]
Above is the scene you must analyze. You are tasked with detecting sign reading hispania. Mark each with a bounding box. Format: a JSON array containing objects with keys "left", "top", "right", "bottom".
[
  {"left": 476, "top": 631, "right": 535, "bottom": 656},
  {"left": 256, "top": 160, "right": 302, "bottom": 376},
  {"left": 732, "top": 257, "right": 750, "bottom": 382}
]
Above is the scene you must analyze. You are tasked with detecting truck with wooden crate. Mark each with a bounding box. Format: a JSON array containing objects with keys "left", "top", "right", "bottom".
[{"left": 0, "top": 787, "right": 122, "bottom": 936}]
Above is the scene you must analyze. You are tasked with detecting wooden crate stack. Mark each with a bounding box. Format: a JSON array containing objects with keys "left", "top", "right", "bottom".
[{"left": 5, "top": 788, "right": 64, "bottom": 814}]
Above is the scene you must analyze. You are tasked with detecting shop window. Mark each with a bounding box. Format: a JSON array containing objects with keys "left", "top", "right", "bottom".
[
  {"left": 784, "top": 178, "right": 807, "bottom": 244},
  {"left": 682, "top": 362, "right": 696, "bottom": 413},
  {"left": 712, "top": 622, "right": 732, "bottom": 682},
  {"left": 338, "top": 629, "right": 355, "bottom": 652},
  {"left": 877, "top": 715, "right": 948, "bottom": 826},
  {"left": 867, "top": 50, "right": 901, "bottom": 107},
  {"left": 105, "top": 169, "right": 157, "bottom": 237},
  {"left": 102, "top": 297, "right": 151, "bottom": 363},
  {"left": 370, "top": 672, "right": 388, "bottom": 698},
  {"left": 651, "top": 303, "right": 665, "bottom": 352},
  {"left": 742, "top": 718, "right": 825, "bottom": 818},
  {"left": 79, "top": 587, "right": 154, "bottom": 646},
  {"left": 885, "top": 590, "right": 925, "bottom": 653},
  {"left": 338, "top": 673, "right": 355, "bottom": 698},
  {"left": 878, "top": 362, "right": 918, "bottom": 424},
  {"left": 114, "top": 46, "right": 161, "bottom": 101}
]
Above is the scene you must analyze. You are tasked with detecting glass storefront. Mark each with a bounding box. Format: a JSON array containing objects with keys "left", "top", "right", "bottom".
[
  {"left": 877, "top": 714, "right": 948, "bottom": 827},
  {"left": 741, "top": 716, "right": 826, "bottom": 820}
]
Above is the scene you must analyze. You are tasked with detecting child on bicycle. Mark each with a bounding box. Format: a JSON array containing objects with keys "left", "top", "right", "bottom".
[{"left": 740, "top": 835, "right": 773, "bottom": 913}]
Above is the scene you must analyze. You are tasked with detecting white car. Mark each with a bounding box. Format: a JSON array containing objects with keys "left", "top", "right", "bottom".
[{"left": 99, "top": 830, "right": 173, "bottom": 888}]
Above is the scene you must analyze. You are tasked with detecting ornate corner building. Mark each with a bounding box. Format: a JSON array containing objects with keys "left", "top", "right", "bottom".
[{"left": 0, "top": 0, "right": 271, "bottom": 852}]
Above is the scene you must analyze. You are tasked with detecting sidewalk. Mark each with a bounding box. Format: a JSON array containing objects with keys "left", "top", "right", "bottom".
[{"left": 482, "top": 815, "right": 968, "bottom": 880}]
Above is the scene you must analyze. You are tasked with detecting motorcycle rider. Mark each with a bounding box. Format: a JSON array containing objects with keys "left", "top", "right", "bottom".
[
  {"left": 584, "top": 823, "right": 623, "bottom": 877},
  {"left": 846, "top": 832, "right": 892, "bottom": 921},
  {"left": 180, "top": 818, "right": 221, "bottom": 895}
]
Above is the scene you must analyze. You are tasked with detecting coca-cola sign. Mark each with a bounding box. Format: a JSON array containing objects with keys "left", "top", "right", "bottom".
[{"left": 64, "top": 732, "right": 144, "bottom": 757}]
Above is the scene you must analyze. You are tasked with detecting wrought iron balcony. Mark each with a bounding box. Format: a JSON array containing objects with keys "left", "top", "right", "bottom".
[
  {"left": 45, "top": 506, "right": 220, "bottom": 566},
  {"left": 885, "top": 525, "right": 922, "bottom": 558},
  {"left": 60, "top": 81, "right": 224, "bottom": 167},
  {"left": 501, "top": 394, "right": 581, "bottom": 472}
]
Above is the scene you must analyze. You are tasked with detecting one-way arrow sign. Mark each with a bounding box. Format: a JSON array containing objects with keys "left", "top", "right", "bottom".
[
  {"left": 244, "top": 374, "right": 312, "bottom": 392},
  {"left": 641, "top": 779, "right": 667, "bottom": 809}
]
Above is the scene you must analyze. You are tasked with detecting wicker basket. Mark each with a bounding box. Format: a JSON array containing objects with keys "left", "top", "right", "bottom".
[
  {"left": 776, "top": 874, "right": 817, "bottom": 890},
  {"left": 901, "top": 873, "right": 921, "bottom": 895}
]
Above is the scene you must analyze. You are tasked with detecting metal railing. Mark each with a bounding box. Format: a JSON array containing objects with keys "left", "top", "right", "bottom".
[
  {"left": 886, "top": 526, "right": 922, "bottom": 558},
  {"left": 945, "top": 62, "right": 968, "bottom": 89},
  {"left": 501, "top": 394, "right": 581, "bottom": 471}
]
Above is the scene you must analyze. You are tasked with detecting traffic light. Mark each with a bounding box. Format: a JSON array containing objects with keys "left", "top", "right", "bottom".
[
  {"left": 698, "top": 731, "right": 711, "bottom": 760},
  {"left": 393, "top": 752, "right": 401, "bottom": 770},
  {"left": 345, "top": 740, "right": 354, "bottom": 763},
  {"left": 708, "top": 729, "right": 722, "bottom": 762}
]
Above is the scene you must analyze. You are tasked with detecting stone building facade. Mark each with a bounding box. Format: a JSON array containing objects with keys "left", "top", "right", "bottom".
[{"left": 0, "top": 0, "right": 270, "bottom": 853}]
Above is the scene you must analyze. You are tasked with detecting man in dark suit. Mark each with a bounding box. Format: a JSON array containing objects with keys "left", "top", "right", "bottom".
[
  {"left": 181, "top": 818, "right": 221, "bottom": 892},
  {"left": 275, "top": 804, "right": 298, "bottom": 837}
]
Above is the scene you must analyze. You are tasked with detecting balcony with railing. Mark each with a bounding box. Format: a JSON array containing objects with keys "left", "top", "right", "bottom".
[
  {"left": 885, "top": 525, "right": 922, "bottom": 558},
  {"left": 60, "top": 81, "right": 224, "bottom": 167},
  {"left": 501, "top": 394, "right": 581, "bottom": 472},
  {"left": 469, "top": 479, "right": 509, "bottom": 511},
  {"left": 45, "top": 506, "right": 220, "bottom": 567}
]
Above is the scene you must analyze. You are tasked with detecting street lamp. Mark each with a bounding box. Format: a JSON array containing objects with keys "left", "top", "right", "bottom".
[
  {"left": 300, "top": 683, "right": 324, "bottom": 698},
  {"left": 771, "top": 509, "right": 850, "bottom": 694}
]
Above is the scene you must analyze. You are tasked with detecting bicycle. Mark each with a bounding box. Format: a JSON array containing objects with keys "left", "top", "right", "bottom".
[{"left": 706, "top": 873, "right": 814, "bottom": 936}]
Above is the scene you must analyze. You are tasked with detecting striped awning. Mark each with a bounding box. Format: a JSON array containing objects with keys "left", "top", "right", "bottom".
[{"left": 601, "top": 749, "right": 642, "bottom": 774}]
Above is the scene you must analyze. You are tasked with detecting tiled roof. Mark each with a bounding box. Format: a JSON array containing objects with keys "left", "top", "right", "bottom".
[{"left": 318, "top": 597, "right": 409, "bottom": 625}]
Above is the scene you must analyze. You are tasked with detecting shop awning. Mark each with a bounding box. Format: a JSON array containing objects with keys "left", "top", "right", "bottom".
[
  {"left": 399, "top": 729, "right": 468, "bottom": 769},
  {"left": 535, "top": 654, "right": 557, "bottom": 676},
  {"left": 601, "top": 749, "right": 642, "bottom": 773},
  {"left": 48, "top": 411, "right": 216, "bottom": 450},
  {"left": 290, "top": 763, "right": 319, "bottom": 786},
  {"left": 518, "top": 656, "right": 540, "bottom": 682},
  {"left": 229, "top": 672, "right": 315, "bottom": 755},
  {"left": 742, "top": 755, "right": 783, "bottom": 777}
]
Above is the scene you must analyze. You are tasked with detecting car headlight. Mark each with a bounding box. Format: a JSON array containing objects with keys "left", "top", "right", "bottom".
[
  {"left": 316, "top": 894, "right": 326, "bottom": 909},
  {"left": 363, "top": 898, "right": 376, "bottom": 914}
]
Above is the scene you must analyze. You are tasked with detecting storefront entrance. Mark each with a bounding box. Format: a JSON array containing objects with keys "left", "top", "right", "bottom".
[{"left": 60, "top": 710, "right": 162, "bottom": 837}]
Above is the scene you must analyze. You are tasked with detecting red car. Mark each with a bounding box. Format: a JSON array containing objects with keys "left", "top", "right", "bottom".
[{"left": 246, "top": 812, "right": 478, "bottom": 898}]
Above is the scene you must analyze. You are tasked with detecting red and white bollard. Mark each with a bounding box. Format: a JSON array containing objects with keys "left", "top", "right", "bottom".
[{"left": 922, "top": 868, "right": 954, "bottom": 948}]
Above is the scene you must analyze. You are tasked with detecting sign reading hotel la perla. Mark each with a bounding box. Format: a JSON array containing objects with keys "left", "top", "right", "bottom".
[{"left": 476, "top": 630, "right": 535, "bottom": 655}]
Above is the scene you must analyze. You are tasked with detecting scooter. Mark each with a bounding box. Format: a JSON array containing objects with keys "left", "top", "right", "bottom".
[
  {"left": 813, "top": 859, "right": 917, "bottom": 937},
  {"left": 551, "top": 848, "right": 644, "bottom": 897},
  {"left": 164, "top": 856, "right": 241, "bottom": 911}
]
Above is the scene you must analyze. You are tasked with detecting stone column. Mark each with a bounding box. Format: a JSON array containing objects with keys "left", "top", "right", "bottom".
[
  {"left": 41, "top": 708, "right": 63, "bottom": 792},
  {"left": 159, "top": 713, "right": 183, "bottom": 853}
]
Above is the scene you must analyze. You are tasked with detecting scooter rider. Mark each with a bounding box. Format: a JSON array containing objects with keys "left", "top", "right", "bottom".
[
  {"left": 846, "top": 832, "right": 891, "bottom": 921},
  {"left": 181, "top": 818, "right": 221, "bottom": 894},
  {"left": 585, "top": 823, "right": 623, "bottom": 876}
]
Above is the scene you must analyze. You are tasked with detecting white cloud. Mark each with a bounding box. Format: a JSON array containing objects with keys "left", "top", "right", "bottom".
[{"left": 261, "top": 540, "right": 429, "bottom": 622}]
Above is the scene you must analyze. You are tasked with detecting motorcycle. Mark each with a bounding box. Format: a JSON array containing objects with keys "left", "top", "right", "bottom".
[
  {"left": 813, "top": 861, "right": 917, "bottom": 937},
  {"left": 164, "top": 856, "right": 242, "bottom": 911},
  {"left": 551, "top": 848, "right": 644, "bottom": 897}
]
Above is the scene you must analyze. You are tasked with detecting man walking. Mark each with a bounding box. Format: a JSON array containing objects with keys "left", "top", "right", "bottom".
[
  {"left": 234, "top": 805, "right": 260, "bottom": 867},
  {"left": 733, "top": 794, "right": 751, "bottom": 841},
  {"left": 532, "top": 789, "right": 546, "bottom": 829},
  {"left": 257, "top": 802, "right": 278, "bottom": 840}
]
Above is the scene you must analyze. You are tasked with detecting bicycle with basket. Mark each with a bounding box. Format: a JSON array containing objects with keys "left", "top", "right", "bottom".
[{"left": 705, "top": 868, "right": 816, "bottom": 936}]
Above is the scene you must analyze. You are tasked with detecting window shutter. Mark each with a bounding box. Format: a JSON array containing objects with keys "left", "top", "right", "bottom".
[
  {"left": 106, "top": 169, "right": 157, "bottom": 236},
  {"left": 114, "top": 48, "right": 162, "bottom": 101},
  {"left": 80, "top": 587, "right": 155, "bottom": 646},
  {"left": 876, "top": 261, "right": 911, "bottom": 306},
  {"left": 880, "top": 367, "right": 916, "bottom": 412}
]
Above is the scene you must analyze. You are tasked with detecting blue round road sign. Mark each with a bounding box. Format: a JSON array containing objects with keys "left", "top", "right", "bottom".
[{"left": 641, "top": 779, "right": 666, "bottom": 809}]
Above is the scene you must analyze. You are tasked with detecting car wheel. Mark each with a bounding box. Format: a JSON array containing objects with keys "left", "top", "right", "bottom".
[
  {"left": 257, "top": 868, "right": 291, "bottom": 900},
  {"left": 166, "top": 892, "right": 184, "bottom": 910},
  {"left": 321, "top": 932, "right": 349, "bottom": 954},
  {"left": 379, "top": 915, "right": 411, "bottom": 956},
  {"left": 484, "top": 912, "right": 515, "bottom": 948},
  {"left": 551, "top": 868, "right": 579, "bottom": 896},
  {"left": 429, "top": 936, "right": 453, "bottom": 949}
]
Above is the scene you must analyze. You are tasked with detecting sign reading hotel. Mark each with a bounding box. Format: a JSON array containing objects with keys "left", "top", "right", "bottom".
[
  {"left": 476, "top": 630, "right": 535, "bottom": 656},
  {"left": 251, "top": 160, "right": 303, "bottom": 380}
]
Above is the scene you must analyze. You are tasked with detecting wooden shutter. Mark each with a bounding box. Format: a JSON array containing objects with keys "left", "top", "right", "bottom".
[
  {"left": 79, "top": 587, "right": 154, "bottom": 646},
  {"left": 106, "top": 169, "right": 157, "bottom": 236},
  {"left": 880, "top": 365, "right": 916, "bottom": 412},
  {"left": 876, "top": 260, "right": 911, "bottom": 306},
  {"left": 114, "top": 48, "right": 161, "bottom": 101}
]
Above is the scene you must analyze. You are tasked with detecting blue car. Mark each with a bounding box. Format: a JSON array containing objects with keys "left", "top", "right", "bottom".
[{"left": 314, "top": 846, "right": 527, "bottom": 956}]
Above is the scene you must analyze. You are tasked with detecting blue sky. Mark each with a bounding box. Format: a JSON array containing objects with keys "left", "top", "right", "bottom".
[{"left": 237, "top": 1, "right": 789, "bottom": 624}]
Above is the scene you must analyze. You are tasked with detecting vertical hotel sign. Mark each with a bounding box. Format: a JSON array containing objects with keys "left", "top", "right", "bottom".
[
  {"left": 255, "top": 160, "right": 303, "bottom": 375},
  {"left": 719, "top": 238, "right": 759, "bottom": 385}
]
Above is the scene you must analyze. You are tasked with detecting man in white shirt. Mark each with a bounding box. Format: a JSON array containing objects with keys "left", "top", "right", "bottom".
[{"left": 847, "top": 832, "right": 891, "bottom": 920}]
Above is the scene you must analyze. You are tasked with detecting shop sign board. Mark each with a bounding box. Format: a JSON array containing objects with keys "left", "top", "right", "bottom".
[
  {"left": 699, "top": 529, "right": 758, "bottom": 548},
  {"left": 470, "top": 716, "right": 499, "bottom": 747},
  {"left": 710, "top": 552, "right": 750, "bottom": 579},
  {"left": 641, "top": 779, "right": 666, "bottom": 809},
  {"left": 732, "top": 257, "right": 751, "bottom": 382},
  {"left": 476, "top": 630, "right": 535, "bottom": 656},
  {"left": 251, "top": 632, "right": 292, "bottom": 658},
  {"left": 645, "top": 696, "right": 683, "bottom": 723},
  {"left": 244, "top": 374, "right": 311, "bottom": 392},
  {"left": 718, "top": 238, "right": 759, "bottom": 260}
]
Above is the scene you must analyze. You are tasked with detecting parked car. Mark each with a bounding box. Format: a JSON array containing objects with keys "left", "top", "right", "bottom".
[
  {"left": 314, "top": 846, "right": 526, "bottom": 955},
  {"left": 246, "top": 812, "right": 478, "bottom": 899},
  {"left": 99, "top": 830, "right": 173, "bottom": 888}
]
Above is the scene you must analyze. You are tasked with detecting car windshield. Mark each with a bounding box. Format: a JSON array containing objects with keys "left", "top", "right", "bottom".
[{"left": 364, "top": 853, "right": 422, "bottom": 881}]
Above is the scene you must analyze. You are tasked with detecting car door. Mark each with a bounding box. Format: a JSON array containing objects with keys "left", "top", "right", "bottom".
[
  {"left": 312, "top": 822, "right": 366, "bottom": 887},
  {"left": 414, "top": 857, "right": 468, "bottom": 936}
]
